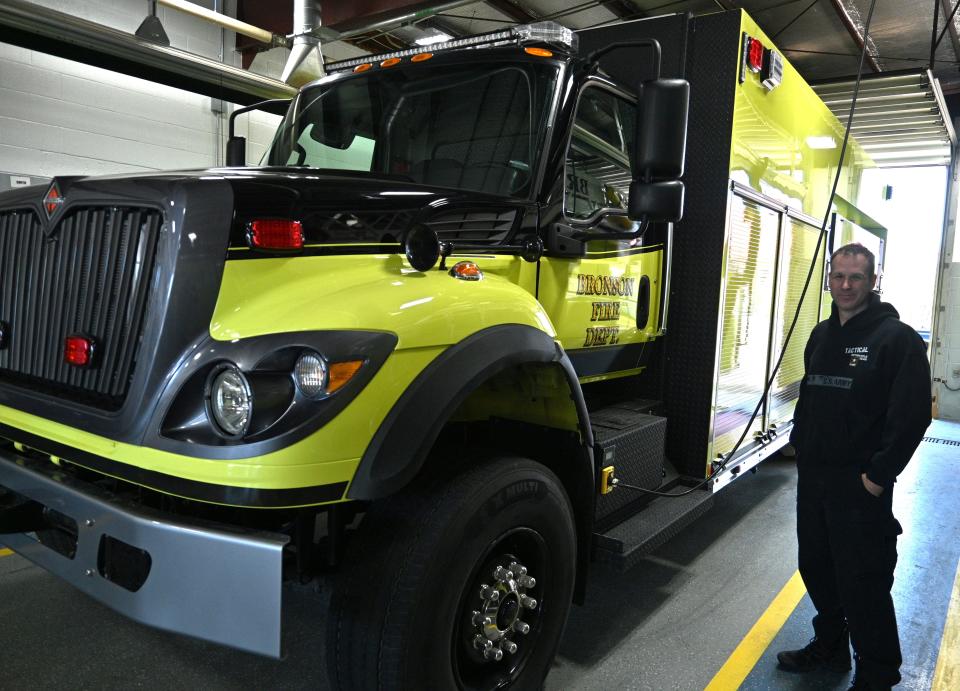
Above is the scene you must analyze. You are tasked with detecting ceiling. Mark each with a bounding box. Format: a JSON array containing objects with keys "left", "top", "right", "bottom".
[{"left": 287, "top": 0, "right": 960, "bottom": 94}]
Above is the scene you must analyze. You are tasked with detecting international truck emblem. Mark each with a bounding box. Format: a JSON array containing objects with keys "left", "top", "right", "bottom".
[{"left": 43, "top": 180, "right": 64, "bottom": 219}]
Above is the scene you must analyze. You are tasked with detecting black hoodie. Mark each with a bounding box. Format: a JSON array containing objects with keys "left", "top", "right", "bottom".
[{"left": 790, "top": 293, "right": 932, "bottom": 488}]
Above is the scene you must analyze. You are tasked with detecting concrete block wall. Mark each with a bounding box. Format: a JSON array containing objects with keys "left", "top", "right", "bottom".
[{"left": 0, "top": 0, "right": 285, "bottom": 177}]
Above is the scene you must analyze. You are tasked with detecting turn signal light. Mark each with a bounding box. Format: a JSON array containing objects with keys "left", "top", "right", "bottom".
[
  {"left": 64, "top": 335, "right": 94, "bottom": 367},
  {"left": 327, "top": 360, "right": 364, "bottom": 394},
  {"left": 248, "top": 219, "right": 304, "bottom": 250},
  {"left": 450, "top": 261, "right": 483, "bottom": 281}
]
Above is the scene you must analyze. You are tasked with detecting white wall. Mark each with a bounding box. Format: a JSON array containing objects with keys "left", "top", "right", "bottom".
[{"left": 0, "top": 0, "right": 286, "bottom": 177}]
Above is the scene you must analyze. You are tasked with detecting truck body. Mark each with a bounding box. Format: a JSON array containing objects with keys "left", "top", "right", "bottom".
[{"left": 0, "top": 10, "right": 875, "bottom": 688}]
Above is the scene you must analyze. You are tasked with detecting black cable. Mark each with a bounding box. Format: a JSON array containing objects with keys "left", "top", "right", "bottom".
[{"left": 616, "top": 0, "right": 879, "bottom": 498}]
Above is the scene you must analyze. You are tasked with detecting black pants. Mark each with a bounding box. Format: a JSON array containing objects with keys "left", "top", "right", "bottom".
[{"left": 796, "top": 467, "right": 903, "bottom": 687}]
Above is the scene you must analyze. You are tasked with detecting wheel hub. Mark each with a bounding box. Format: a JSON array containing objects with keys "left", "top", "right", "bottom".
[{"left": 469, "top": 558, "right": 537, "bottom": 662}]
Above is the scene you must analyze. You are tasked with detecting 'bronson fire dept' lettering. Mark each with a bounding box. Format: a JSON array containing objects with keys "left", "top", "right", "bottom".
[{"left": 576, "top": 274, "right": 636, "bottom": 297}]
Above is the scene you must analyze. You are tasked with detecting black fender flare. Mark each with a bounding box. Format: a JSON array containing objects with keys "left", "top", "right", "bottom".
[{"left": 348, "top": 324, "right": 594, "bottom": 500}]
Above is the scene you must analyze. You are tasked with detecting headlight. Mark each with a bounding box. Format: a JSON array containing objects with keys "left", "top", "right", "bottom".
[
  {"left": 294, "top": 351, "right": 328, "bottom": 398},
  {"left": 209, "top": 365, "right": 252, "bottom": 437}
]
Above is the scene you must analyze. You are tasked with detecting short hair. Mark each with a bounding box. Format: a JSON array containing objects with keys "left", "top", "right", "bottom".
[{"left": 831, "top": 242, "right": 875, "bottom": 278}]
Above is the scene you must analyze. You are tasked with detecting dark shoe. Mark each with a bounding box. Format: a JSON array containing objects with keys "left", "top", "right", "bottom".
[{"left": 777, "top": 637, "right": 852, "bottom": 673}]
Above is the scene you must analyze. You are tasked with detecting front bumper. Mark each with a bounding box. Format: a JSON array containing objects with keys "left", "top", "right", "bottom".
[{"left": 0, "top": 449, "right": 289, "bottom": 657}]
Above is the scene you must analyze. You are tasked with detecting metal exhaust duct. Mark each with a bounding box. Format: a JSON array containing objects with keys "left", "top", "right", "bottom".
[{"left": 281, "top": 0, "right": 324, "bottom": 88}]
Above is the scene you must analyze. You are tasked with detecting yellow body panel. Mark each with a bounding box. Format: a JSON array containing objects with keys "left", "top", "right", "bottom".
[
  {"left": 731, "top": 13, "right": 872, "bottom": 217},
  {"left": 211, "top": 253, "right": 551, "bottom": 347},
  {"left": 537, "top": 243, "right": 663, "bottom": 354}
]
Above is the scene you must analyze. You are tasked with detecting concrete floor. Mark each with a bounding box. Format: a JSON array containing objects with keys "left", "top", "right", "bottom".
[{"left": 1, "top": 420, "right": 957, "bottom": 690}]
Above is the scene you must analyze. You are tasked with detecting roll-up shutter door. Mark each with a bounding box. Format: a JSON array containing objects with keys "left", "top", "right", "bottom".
[{"left": 711, "top": 195, "right": 780, "bottom": 458}]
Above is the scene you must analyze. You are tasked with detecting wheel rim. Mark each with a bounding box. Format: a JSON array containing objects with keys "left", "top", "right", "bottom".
[{"left": 453, "top": 528, "right": 548, "bottom": 690}]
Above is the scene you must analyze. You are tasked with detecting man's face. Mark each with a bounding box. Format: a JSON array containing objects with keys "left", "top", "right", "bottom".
[{"left": 829, "top": 253, "right": 876, "bottom": 316}]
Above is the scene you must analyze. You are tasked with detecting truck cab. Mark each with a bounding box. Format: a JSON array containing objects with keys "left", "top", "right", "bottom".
[{"left": 0, "top": 10, "right": 863, "bottom": 690}]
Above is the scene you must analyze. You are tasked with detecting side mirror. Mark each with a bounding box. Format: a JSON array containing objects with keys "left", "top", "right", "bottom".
[
  {"left": 628, "top": 180, "right": 685, "bottom": 223},
  {"left": 226, "top": 136, "right": 247, "bottom": 167},
  {"left": 634, "top": 78, "right": 690, "bottom": 180},
  {"left": 226, "top": 98, "right": 292, "bottom": 167}
]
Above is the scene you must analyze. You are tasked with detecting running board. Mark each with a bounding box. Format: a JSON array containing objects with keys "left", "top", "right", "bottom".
[{"left": 592, "top": 487, "right": 715, "bottom": 571}]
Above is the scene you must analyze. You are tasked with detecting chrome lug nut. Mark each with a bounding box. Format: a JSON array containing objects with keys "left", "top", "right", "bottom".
[
  {"left": 510, "top": 562, "right": 527, "bottom": 577},
  {"left": 480, "top": 584, "right": 498, "bottom": 601},
  {"left": 520, "top": 595, "right": 537, "bottom": 610},
  {"left": 471, "top": 610, "right": 483, "bottom": 626},
  {"left": 494, "top": 565, "right": 513, "bottom": 582},
  {"left": 519, "top": 575, "right": 536, "bottom": 588},
  {"left": 473, "top": 634, "right": 486, "bottom": 649},
  {"left": 484, "top": 647, "right": 504, "bottom": 662},
  {"left": 483, "top": 616, "right": 494, "bottom": 627},
  {"left": 514, "top": 620, "right": 531, "bottom": 635},
  {"left": 504, "top": 640, "right": 518, "bottom": 655}
]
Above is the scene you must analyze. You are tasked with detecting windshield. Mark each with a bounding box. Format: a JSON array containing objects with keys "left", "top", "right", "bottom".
[{"left": 264, "top": 60, "right": 559, "bottom": 198}]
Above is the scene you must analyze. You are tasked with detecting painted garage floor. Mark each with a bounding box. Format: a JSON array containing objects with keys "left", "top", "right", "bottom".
[{"left": 1, "top": 420, "right": 957, "bottom": 690}]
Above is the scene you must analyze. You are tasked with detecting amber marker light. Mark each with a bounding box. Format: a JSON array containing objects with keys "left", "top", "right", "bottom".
[
  {"left": 450, "top": 261, "right": 483, "bottom": 281},
  {"left": 524, "top": 47, "right": 553, "bottom": 57},
  {"left": 354, "top": 63, "right": 372, "bottom": 73},
  {"left": 411, "top": 52, "right": 434, "bottom": 62},
  {"left": 327, "top": 360, "right": 364, "bottom": 394},
  {"left": 381, "top": 58, "right": 402, "bottom": 67}
]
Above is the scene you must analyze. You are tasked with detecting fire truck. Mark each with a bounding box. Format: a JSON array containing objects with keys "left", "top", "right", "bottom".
[{"left": 0, "top": 10, "right": 875, "bottom": 689}]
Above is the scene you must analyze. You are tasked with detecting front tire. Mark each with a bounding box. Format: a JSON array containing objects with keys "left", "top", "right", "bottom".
[{"left": 327, "top": 456, "right": 577, "bottom": 690}]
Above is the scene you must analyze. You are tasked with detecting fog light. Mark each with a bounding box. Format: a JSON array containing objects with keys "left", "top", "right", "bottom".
[
  {"left": 209, "top": 366, "right": 252, "bottom": 437},
  {"left": 295, "top": 351, "right": 328, "bottom": 398}
]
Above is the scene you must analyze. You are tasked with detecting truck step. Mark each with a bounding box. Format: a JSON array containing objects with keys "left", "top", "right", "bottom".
[{"left": 593, "top": 486, "right": 714, "bottom": 571}]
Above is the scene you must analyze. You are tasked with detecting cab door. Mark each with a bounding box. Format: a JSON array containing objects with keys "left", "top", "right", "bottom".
[{"left": 538, "top": 82, "right": 664, "bottom": 381}]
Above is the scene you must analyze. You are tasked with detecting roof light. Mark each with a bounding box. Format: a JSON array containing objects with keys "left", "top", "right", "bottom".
[
  {"left": 411, "top": 52, "right": 434, "bottom": 62},
  {"left": 416, "top": 31, "right": 452, "bottom": 46},
  {"left": 64, "top": 335, "right": 95, "bottom": 367},
  {"left": 325, "top": 21, "right": 577, "bottom": 73},
  {"left": 381, "top": 57, "right": 401, "bottom": 68},
  {"left": 247, "top": 219, "right": 304, "bottom": 250},
  {"left": 354, "top": 63, "right": 372, "bottom": 73},
  {"left": 525, "top": 47, "right": 553, "bottom": 57}
]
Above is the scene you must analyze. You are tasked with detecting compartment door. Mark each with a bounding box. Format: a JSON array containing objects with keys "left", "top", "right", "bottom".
[{"left": 710, "top": 194, "right": 780, "bottom": 460}]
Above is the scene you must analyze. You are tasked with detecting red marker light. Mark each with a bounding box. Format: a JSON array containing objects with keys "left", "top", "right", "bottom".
[
  {"left": 247, "top": 219, "right": 304, "bottom": 250},
  {"left": 64, "top": 335, "right": 94, "bottom": 367},
  {"left": 747, "top": 37, "right": 765, "bottom": 72}
]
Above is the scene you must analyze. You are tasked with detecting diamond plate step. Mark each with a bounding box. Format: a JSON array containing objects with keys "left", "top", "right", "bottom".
[{"left": 593, "top": 487, "right": 715, "bottom": 571}]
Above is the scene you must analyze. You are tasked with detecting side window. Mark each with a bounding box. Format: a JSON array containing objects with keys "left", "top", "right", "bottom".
[{"left": 564, "top": 87, "right": 636, "bottom": 220}]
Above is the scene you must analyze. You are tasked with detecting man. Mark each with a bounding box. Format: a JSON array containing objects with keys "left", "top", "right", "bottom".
[{"left": 777, "top": 243, "right": 931, "bottom": 690}]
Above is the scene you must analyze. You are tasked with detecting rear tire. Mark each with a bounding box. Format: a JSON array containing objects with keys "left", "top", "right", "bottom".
[{"left": 327, "top": 456, "right": 576, "bottom": 690}]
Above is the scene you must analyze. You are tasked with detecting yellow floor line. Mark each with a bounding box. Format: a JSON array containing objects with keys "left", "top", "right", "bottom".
[
  {"left": 0, "top": 548, "right": 12, "bottom": 557},
  {"left": 704, "top": 570, "right": 807, "bottom": 691},
  {"left": 933, "top": 557, "right": 960, "bottom": 691}
]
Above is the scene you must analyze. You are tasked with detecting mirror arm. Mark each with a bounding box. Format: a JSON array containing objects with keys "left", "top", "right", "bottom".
[
  {"left": 228, "top": 98, "right": 291, "bottom": 139},
  {"left": 587, "top": 40, "right": 662, "bottom": 78},
  {"left": 571, "top": 218, "right": 648, "bottom": 241}
]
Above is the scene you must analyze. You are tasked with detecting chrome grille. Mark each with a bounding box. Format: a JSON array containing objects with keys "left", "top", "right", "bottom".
[{"left": 0, "top": 206, "right": 162, "bottom": 409}]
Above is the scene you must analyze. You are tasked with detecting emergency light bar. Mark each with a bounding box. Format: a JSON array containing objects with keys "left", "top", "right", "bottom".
[{"left": 325, "top": 21, "right": 577, "bottom": 73}]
